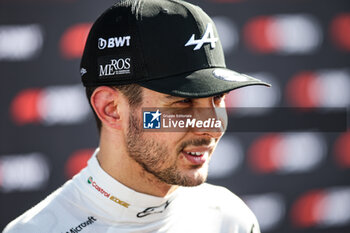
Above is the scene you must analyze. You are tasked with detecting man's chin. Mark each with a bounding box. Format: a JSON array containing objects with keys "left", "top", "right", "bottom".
[
  {"left": 176, "top": 167, "right": 208, "bottom": 187},
  {"left": 150, "top": 162, "right": 209, "bottom": 187}
]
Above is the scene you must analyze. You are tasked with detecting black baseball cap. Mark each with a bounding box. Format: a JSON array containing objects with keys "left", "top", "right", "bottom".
[{"left": 80, "top": 0, "right": 270, "bottom": 97}]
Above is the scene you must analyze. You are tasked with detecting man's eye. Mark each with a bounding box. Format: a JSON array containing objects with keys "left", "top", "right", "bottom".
[
  {"left": 176, "top": 98, "right": 192, "bottom": 104},
  {"left": 214, "top": 93, "right": 226, "bottom": 101}
]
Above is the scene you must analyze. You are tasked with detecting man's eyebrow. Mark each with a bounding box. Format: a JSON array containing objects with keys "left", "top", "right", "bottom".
[
  {"left": 165, "top": 92, "right": 229, "bottom": 100},
  {"left": 164, "top": 95, "right": 184, "bottom": 100}
]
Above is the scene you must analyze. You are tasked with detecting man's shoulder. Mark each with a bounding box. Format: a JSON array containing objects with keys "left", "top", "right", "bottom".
[
  {"left": 3, "top": 180, "right": 80, "bottom": 233},
  {"left": 185, "top": 183, "right": 245, "bottom": 205},
  {"left": 179, "top": 183, "right": 260, "bottom": 233},
  {"left": 3, "top": 189, "right": 60, "bottom": 233}
]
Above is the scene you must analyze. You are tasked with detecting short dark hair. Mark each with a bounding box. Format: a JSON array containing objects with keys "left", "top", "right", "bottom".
[{"left": 85, "top": 84, "right": 143, "bottom": 133}]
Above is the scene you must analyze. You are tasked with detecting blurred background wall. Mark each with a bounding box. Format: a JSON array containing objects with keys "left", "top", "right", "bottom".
[{"left": 0, "top": 0, "right": 350, "bottom": 232}]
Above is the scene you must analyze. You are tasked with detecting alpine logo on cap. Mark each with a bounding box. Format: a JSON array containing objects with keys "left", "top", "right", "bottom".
[{"left": 185, "top": 23, "right": 218, "bottom": 50}]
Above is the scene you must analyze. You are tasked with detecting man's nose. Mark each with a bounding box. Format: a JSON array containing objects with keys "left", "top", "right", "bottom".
[{"left": 191, "top": 97, "right": 228, "bottom": 139}]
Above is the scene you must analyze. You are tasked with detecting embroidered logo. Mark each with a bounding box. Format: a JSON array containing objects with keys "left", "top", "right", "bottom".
[
  {"left": 98, "top": 56, "right": 131, "bottom": 77},
  {"left": 137, "top": 200, "right": 170, "bottom": 218},
  {"left": 98, "top": 36, "right": 131, "bottom": 50},
  {"left": 80, "top": 68, "right": 87, "bottom": 77},
  {"left": 63, "top": 216, "right": 97, "bottom": 233},
  {"left": 185, "top": 23, "right": 218, "bottom": 50},
  {"left": 87, "top": 176, "right": 130, "bottom": 208}
]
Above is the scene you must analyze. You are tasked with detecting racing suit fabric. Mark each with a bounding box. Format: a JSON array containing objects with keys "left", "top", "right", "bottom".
[{"left": 3, "top": 149, "right": 260, "bottom": 233}]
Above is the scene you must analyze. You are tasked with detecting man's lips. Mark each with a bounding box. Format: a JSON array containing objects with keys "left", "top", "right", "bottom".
[
  {"left": 181, "top": 146, "right": 212, "bottom": 165},
  {"left": 182, "top": 146, "right": 211, "bottom": 154}
]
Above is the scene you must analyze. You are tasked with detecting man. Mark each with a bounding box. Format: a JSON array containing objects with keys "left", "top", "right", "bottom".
[{"left": 4, "top": 0, "right": 269, "bottom": 232}]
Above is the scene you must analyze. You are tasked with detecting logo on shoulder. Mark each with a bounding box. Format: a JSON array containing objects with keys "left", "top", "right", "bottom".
[
  {"left": 87, "top": 176, "right": 110, "bottom": 197},
  {"left": 143, "top": 110, "right": 161, "bottom": 129},
  {"left": 98, "top": 36, "right": 131, "bottom": 50},
  {"left": 87, "top": 175, "right": 130, "bottom": 208},
  {"left": 63, "top": 216, "right": 97, "bottom": 233},
  {"left": 137, "top": 200, "right": 170, "bottom": 218},
  {"left": 185, "top": 23, "right": 218, "bottom": 50}
]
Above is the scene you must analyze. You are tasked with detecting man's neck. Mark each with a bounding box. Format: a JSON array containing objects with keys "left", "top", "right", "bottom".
[{"left": 97, "top": 133, "right": 178, "bottom": 197}]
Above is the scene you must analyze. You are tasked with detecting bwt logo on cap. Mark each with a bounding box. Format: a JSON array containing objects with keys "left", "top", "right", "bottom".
[
  {"left": 143, "top": 110, "right": 162, "bottom": 129},
  {"left": 98, "top": 36, "right": 131, "bottom": 50}
]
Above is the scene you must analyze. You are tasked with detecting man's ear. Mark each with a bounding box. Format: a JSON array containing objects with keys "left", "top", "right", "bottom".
[{"left": 90, "top": 86, "right": 123, "bottom": 130}]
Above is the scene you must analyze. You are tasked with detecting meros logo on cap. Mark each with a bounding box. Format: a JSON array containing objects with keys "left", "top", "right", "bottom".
[{"left": 98, "top": 56, "right": 132, "bottom": 78}]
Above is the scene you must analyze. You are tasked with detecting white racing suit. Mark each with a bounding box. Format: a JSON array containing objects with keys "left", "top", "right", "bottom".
[{"left": 4, "top": 149, "right": 260, "bottom": 233}]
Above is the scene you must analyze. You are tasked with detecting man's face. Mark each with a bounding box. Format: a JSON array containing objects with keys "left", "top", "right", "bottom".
[{"left": 125, "top": 88, "right": 227, "bottom": 187}]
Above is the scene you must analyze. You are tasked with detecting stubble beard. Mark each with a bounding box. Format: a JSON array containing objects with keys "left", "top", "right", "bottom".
[{"left": 126, "top": 113, "right": 211, "bottom": 187}]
